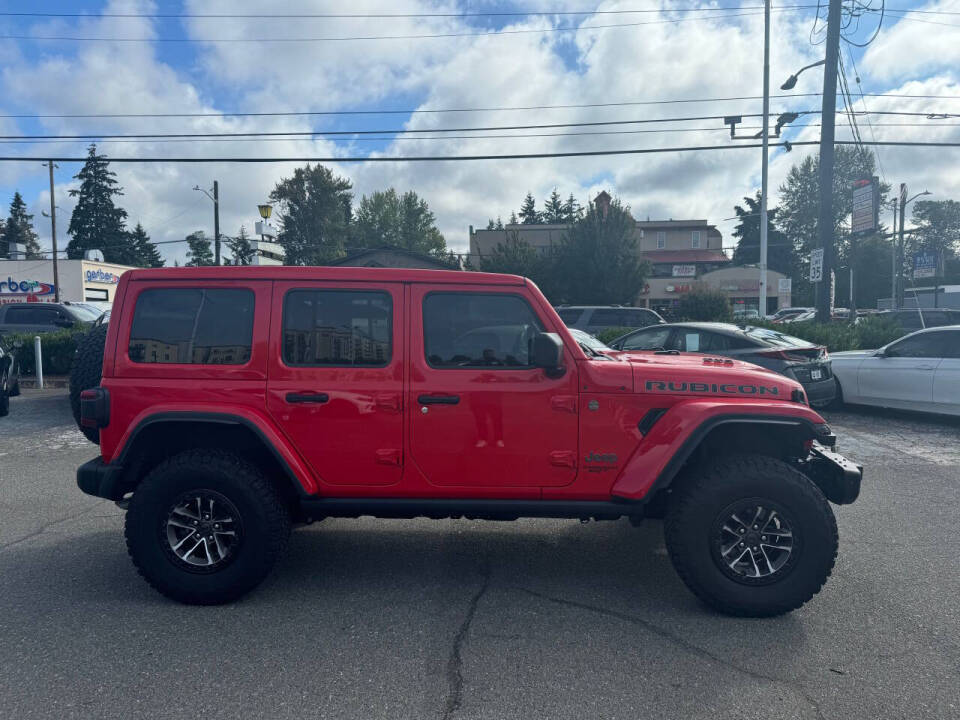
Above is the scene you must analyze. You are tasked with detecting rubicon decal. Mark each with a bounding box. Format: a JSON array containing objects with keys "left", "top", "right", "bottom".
[{"left": 645, "top": 380, "right": 780, "bottom": 396}]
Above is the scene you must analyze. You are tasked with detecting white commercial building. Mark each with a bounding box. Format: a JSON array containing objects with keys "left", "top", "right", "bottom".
[{"left": 0, "top": 259, "right": 135, "bottom": 305}]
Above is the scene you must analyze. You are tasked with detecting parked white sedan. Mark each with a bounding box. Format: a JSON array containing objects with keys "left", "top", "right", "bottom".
[{"left": 830, "top": 325, "right": 960, "bottom": 416}]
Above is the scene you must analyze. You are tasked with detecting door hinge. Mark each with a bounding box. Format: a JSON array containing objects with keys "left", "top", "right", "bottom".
[
  {"left": 549, "top": 450, "right": 577, "bottom": 468},
  {"left": 376, "top": 449, "right": 402, "bottom": 466},
  {"left": 550, "top": 395, "right": 577, "bottom": 413},
  {"left": 375, "top": 393, "right": 402, "bottom": 412}
]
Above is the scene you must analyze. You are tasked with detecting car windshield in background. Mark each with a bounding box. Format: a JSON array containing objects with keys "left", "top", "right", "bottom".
[
  {"left": 67, "top": 304, "right": 103, "bottom": 322},
  {"left": 741, "top": 326, "right": 813, "bottom": 348},
  {"left": 569, "top": 328, "right": 611, "bottom": 352}
]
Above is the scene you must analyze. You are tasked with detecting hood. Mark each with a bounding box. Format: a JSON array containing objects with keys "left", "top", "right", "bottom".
[{"left": 624, "top": 351, "right": 804, "bottom": 402}]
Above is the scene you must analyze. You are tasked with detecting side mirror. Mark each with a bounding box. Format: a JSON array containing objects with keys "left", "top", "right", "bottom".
[
  {"left": 531, "top": 332, "right": 564, "bottom": 376},
  {"left": 874, "top": 348, "right": 888, "bottom": 358}
]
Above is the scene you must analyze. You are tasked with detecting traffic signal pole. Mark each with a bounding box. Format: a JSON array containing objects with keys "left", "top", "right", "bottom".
[{"left": 815, "top": 0, "right": 842, "bottom": 322}]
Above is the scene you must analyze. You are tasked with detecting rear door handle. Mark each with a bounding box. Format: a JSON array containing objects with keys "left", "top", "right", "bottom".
[
  {"left": 286, "top": 392, "right": 329, "bottom": 404},
  {"left": 417, "top": 394, "right": 460, "bottom": 405}
]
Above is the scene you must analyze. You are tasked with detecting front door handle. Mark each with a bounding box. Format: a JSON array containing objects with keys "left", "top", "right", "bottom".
[
  {"left": 286, "top": 392, "right": 329, "bottom": 404},
  {"left": 417, "top": 394, "right": 460, "bottom": 405}
]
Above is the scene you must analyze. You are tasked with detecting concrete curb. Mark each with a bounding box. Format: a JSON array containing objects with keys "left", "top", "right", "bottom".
[{"left": 18, "top": 376, "right": 70, "bottom": 389}]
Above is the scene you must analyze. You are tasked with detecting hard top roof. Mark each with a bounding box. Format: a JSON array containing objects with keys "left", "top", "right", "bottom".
[{"left": 125, "top": 265, "right": 525, "bottom": 286}]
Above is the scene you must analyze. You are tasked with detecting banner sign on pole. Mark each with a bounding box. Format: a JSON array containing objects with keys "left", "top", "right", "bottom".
[
  {"left": 809, "top": 248, "right": 824, "bottom": 282},
  {"left": 913, "top": 252, "right": 938, "bottom": 279},
  {"left": 851, "top": 176, "right": 880, "bottom": 235}
]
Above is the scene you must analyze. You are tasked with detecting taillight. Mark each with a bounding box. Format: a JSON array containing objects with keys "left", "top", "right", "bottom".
[{"left": 80, "top": 387, "right": 110, "bottom": 429}]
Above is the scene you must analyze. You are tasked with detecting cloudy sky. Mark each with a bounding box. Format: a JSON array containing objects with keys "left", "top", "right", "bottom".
[{"left": 0, "top": 0, "right": 958, "bottom": 264}]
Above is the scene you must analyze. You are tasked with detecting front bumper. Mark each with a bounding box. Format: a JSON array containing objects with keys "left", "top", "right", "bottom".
[
  {"left": 803, "top": 442, "right": 862, "bottom": 504},
  {"left": 77, "top": 457, "right": 127, "bottom": 501}
]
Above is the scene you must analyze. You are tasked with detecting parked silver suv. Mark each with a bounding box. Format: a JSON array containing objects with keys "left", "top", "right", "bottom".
[{"left": 554, "top": 305, "right": 664, "bottom": 335}]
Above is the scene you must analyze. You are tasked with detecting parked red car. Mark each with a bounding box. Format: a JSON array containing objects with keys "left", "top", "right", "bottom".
[{"left": 77, "top": 266, "right": 861, "bottom": 615}]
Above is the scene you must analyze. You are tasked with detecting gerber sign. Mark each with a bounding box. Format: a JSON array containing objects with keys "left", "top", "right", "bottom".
[
  {"left": 85, "top": 268, "right": 121, "bottom": 284},
  {"left": 0, "top": 276, "right": 56, "bottom": 298}
]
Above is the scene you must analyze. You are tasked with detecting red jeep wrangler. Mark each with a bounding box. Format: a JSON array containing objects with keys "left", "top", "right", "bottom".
[{"left": 77, "top": 267, "right": 861, "bottom": 615}]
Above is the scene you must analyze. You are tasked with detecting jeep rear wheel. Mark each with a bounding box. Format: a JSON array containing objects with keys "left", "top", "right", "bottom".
[
  {"left": 125, "top": 449, "right": 291, "bottom": 605},
  {"left": 69, "top": 323, "right": 108, "bottom": 444},
  {"left": 664, "top": 454, "right": 838, "bottom": 617}
]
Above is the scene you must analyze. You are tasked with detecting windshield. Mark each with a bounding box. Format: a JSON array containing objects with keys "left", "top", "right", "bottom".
[
  {"left": 569, "top": 328, "right": 612, "bottom": 353},
  {"left": 740, "top": 326, "right": 813, "bottom": 348},
  {"left": 65, "top": 304, "right": 103, "bottom": 322}
]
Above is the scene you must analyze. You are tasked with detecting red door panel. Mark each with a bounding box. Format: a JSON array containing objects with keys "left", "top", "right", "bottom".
[
  {"left": 407, "top": 285, "right": 579, "bottom": 488},
  {"left": 267, "top": 281, "right": 404, "bottom": 487}
]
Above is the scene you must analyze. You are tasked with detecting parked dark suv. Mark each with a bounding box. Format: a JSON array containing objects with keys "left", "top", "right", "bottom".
[
  {"left": 555, "top": 305, "right": 664, "bottom": 335},
  {"left": 0, "top": 302, "right": 100, "bottom": 334}
]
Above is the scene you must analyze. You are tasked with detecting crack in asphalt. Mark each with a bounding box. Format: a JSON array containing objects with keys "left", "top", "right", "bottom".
[
  {"left": 0, "top": 501, "right": 105, "bottom": 553},
  {"left": 442, "top": 564, "right": 492, "bottom": 720},
  {"left": 517, "top": 587, "right": 826, "bottom": 720}
]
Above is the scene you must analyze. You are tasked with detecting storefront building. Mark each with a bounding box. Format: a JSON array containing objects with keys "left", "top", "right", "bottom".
[{"left": 0, "top": 259, "right": 134, "bottom": 305}]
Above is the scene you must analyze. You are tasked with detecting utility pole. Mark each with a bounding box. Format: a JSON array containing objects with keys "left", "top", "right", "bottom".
[
  {"left": 890, "top": 199, "right": 898, "bottom": 310},
  {"left": 213, "top": 180, "right": 221, "bottom": 266},
  {"left": 897, "top": 184, "right": 907, "bottom": 309},
  {"left": 759, "top": 0, "right": 770, "bottom": 318},
  {"left": 45, "top": 161, "right": 61, "bottom": 303},
  {"left": 815, "top": 0, "right": 843, "bottom": 322}
]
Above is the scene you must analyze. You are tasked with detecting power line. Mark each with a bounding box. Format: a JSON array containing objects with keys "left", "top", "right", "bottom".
[
  {"left": 0, "top": 140, "right": 957, "bottom": 164},
  {"left": 0, "top": 5, "right": 821, "bottom": 19},
  {"left": 2, "top": 92, "right": 955, "bottom": 121},
  {"left": 0, "top": 121, "right": 956, "bottom": 146},
  {"left": 4, "top": 108, "right": 955, "bottom": 142},
  {"left": 0, "top": 9, "right": 812, "bottom": 43}
]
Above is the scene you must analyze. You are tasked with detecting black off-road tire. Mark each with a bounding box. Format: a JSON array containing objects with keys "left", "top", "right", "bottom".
[
  {"left": 69, "top": 323, "right": 108, "bottom": 444},
  {"left": 8, "top": 361, "right": 20, "bottom": 397},
  {"left": 125, "top": 449, "right": 291, "bottom": 605},
  {"left": 664, "top": 454, "right": 838, "bottom": 618}
]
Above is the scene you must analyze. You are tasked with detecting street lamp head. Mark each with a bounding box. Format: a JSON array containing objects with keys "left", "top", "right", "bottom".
[
  {"left": 258, "top": 203, "right": 273, "bottom": 219},
  {"left": 780, "top": 75, "right": 798, "bottom": 91}
]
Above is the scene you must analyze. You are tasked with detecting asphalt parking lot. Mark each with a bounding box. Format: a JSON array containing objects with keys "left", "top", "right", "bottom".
[{"left": 1, "top": 389, "right": 958, "bottom": 720}]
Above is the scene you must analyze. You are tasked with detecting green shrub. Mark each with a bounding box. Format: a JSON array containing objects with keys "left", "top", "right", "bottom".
[
  {"left": 2, "top": 327, "right": 88, "bottom": 376},
  {"left": 676, "top": 286, "right": 733, "bottom": 322},
  {"left": 855, "top": 315, "right": 903, "bottom": 349},
  {"left": 595, "top": 326, "right": 634, "bottom": 344}
]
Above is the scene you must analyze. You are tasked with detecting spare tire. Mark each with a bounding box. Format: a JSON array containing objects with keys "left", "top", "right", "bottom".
[{"left": 70, "top": 323, "right": 108, "bottom": 444}]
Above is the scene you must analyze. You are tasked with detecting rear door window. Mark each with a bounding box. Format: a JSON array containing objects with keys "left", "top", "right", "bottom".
[
  {"left": 423, "top": 292, "right": 544, "bottom": 368},
  {"left": 587, "top": 309, "right": 623, "bottom": 327},
  {"left": 555, "top": 308, "right": 584, "bottom": 325},
  {"left": 128, "top": 288, "right": 255, "bottom": 364},
  {"left": 3, "top": 306, "right": 59, "bottom": 325},
  {"left": 282, "top": 290, "right": 392, "bottom": 367}
]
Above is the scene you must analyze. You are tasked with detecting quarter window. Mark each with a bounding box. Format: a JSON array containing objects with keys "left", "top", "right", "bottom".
[
  {"left": 283, "top": 290, "right": 392, "bottom": 366},
  {"left": 129, "top": 288, "right": 254, "bottom": 365},
  {"left": 424, "top": 293, "right": 544, "bottom": 368}
]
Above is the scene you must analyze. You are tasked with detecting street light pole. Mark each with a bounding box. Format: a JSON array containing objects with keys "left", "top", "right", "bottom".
[
  {"left": 815, "top": 0, "right": 843, "bottom": 322},
  {"left": 759, "top": 0, "right": 771, "bottom": 318},
  {"left": 45, "top": 161, "right": 61, "bottom": 303},
  {"left": 213, "top": 180, "right": 220, "bottom": 266}
]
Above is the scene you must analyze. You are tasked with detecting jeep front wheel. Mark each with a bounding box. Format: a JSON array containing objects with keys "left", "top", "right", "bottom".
[
  {"left": 664, "top": 454, "right": 838, "bottom": 617},
  {"left": 125, "top": 449, "right": 291, "bottom": 605}
]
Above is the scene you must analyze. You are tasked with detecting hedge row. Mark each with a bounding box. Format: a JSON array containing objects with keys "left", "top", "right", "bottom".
[{"left": 1, "top": 328, "right": 88, "bottom": 376}]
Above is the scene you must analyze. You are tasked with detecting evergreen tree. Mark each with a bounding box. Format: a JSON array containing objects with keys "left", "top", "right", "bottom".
[
  {"left": 185, "top": 230, "right": 214, "bottom": 266},
  {"left": 269, "top": 163, "right": 353, "bottom": 265},
  {"left": 485, "top": 217, "right": 505, "bottom": 230},
  {"left": 128, "top": 223, "right": 164, "bottom": 267},
  {"left": 543, "top": 188, "right": 565, "bottom": 224},
  {"left": 1, "top": 192, "right": 42, "bottom": 259},
  {"left": 553, "top": 197, "right": 648, "bottom": 304},
  {"left": 519, "top": 192, "right": 540, "bottom": 224},
  {"left": 486, "top": 219, "right": 496, "bottom": 230},
  {"left": 353, "top": 188, "right": 446, "bottom": 257},
  {"left": 563, "top": 193, "right": 583, "bottom": 223},
  {"left": 226, "top": 225, "right": 256, "bottom": 265},
  {"left": 509, "top": 211, "right": 518, "bottom": 225},
  {"left": 67, "top": 144, "right": 136, "bottom": 263},
  {"left": 731, "top": 192, "right": 797, "bottom": 275}
]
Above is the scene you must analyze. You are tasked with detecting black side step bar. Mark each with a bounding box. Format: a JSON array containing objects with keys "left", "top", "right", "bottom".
[{"left": 298, "top": 497, "right": 643, "bottom": 521}]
